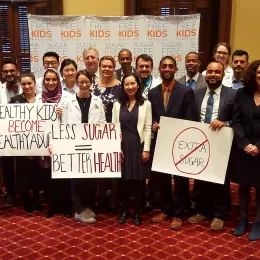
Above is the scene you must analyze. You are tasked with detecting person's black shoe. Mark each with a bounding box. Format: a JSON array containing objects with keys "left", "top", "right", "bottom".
[
  {"left": 64, "top": 211, "right": 73, "bottom": 218},
  {"left": 133, "top": 213, "right": 142, "bottom": 226},
  {"left": 24, "top": 203, "right": 33, "bottom": 213},
  {"left": 118, "top": 212, "right": 129, "bottom": 224},
  {"left": 45, "top": 210, "right": 55, "bottom": 218}
]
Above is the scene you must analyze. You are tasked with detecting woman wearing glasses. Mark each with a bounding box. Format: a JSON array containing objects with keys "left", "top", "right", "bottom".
[
  {"left": 202, "top": 42, "right": 233, "bottom": 87},
  {"left": 62, "top": 69, "right": 106, "bottom": 224}
]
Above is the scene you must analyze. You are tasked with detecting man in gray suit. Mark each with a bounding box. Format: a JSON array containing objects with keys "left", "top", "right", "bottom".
[{"left": 177, "top": 52, "right": 207, "bottom": 90}]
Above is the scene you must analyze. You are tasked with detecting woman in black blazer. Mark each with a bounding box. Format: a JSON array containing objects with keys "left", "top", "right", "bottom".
[{"left": 232, "top": 60, "right": 260, "bottom": 241}]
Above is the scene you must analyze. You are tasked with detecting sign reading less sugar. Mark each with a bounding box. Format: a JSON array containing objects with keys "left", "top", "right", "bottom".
[{"left": 152, "top": 117, "right": 233, "bottom": 184}]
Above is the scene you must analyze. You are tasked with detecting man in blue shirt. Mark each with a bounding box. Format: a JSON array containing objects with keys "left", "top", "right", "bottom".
[{"left": 230, "top": 50, "right": 249, "bottom": 89}]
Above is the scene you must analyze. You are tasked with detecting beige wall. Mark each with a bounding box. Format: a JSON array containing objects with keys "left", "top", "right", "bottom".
[
  {"left": 63, "top": 0, "right": 124, "bottom": 16},
  {"left": 230, "top": 0, "right": 259, "bottom": 61}
]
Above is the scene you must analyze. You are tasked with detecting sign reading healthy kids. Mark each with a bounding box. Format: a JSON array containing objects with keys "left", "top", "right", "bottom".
[
  {"left": 51, "top": 123, "right": 121, "bottom": 178},
  {"left": 0, "top": 104, "right": 57, "bottom": 156},
  {"left": 152, "top": 117, "right": 234, "bottom": 184}
]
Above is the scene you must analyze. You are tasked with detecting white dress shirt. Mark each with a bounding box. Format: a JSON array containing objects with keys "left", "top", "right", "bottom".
[{"left": 200, "top": 85, "right": 222, "bottom": 123}]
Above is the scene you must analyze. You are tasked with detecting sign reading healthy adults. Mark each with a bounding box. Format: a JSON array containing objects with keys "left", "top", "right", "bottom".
[
  {"left": 51, "top": 123, "right": 121, "bottom": 178},
  {"left": 152, "top": 117, "right": 234, "bottom": 184},
  {"left": 0, "top": 104, "right": 57, "bottom": 156}
]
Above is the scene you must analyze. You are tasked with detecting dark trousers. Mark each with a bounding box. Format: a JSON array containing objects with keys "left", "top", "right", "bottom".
[
  {"left": 71, "top": 178, "right": 97, "bottom": 214},
  {"left": 195, "top": 178, "right": 230, "bottom": 220},
  {"left": 1, "top": 157, "right": 16, "bottom": 200},
  {"left": 120, "top": 179, "right": 146, "bottom": 214},
  {"left": 43, "top": 167, "right": 72, "bottom": 213}
]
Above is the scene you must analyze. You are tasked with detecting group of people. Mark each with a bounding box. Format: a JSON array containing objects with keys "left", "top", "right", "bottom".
[{"left": 0, "top": 42, "right": 260, "bottom": 242}]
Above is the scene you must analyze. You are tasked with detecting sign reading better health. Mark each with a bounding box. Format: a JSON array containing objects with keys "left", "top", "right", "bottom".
[
  {"left": 51, "top": 123, "right": 121, "bottom": 178},
  {"left": 152, "top": 117, "right": 234, "bottom": 184},
  {"left": 0, "top": 104, "right": 57, "bottom": 156}
]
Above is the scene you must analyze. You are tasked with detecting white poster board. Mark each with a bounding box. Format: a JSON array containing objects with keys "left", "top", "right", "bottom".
[
  {"left": 152, "top": 117, "right": 234, "bottom": 184},
  {"left": 0, "top": 104, "right": 58, "bottom": 156},
  {"left": 51, "top": 123, "right": 121, "bottom": 178},
  {"left": 27, "top": 14, "right": 200, "bottom": 79}
]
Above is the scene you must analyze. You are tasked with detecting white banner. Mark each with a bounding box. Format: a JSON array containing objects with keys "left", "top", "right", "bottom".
[
  {"left": 27, "top": 14, "right": 200, "bottom": 79},
  {"left": 0, "top": 104, "right": 58, "bottom": 156},
  {"left": 152, "top": 117, "right": 234, "bottom": 184},
  {"left": 51, "top": 123, "right": 121, "bottom": 178}
]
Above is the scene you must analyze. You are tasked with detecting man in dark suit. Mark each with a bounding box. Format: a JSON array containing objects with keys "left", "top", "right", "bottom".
[
  {"left": 115, "top": 49, "right": 136, "bottom": 81},
  {"left": 148, "top": 56, "right": 197, "bottom": 230},
  {"left": 177, "top": 52, "right": 207, "bottom": 90},
  {"left": 187, "top": 61, "right": 237, "bottom": 231}
]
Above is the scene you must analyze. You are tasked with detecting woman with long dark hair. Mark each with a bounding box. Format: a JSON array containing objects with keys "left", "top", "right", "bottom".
[
  {"left": 232, "top": 60, "right": 260, "bottom": 241},
  {"left": 112, "top": 73, "right": 152, "bottom": 226}
]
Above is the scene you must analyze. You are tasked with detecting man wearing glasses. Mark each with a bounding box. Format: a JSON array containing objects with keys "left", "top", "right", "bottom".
[
  {"left": 36, "top": 51, "right": 61, "bottom": 93},
  {"left": 0, "top": 61, "right": 22, "bottom": 207}
]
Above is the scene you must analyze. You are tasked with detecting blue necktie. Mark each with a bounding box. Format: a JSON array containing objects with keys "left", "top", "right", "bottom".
[
  {"left": 186, "top": 79, "right": 195, "bottom": 89},
  {"left": 204, "top": 91, "right": 215, "bottom": 123}
]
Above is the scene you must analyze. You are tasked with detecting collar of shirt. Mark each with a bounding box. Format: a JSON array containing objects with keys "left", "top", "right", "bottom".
[
  {"left": 206, "top": 85, "right": 222, "bottom": 96},
  {"left": 61, "top": 80, "right": 79, "bottom": 94},
  {"left": 162, "top": 79, "right": 175, "bottom": 94},
  {"left": 232, "top": 76, "right": 243, "bottom": 83},
  {"left": 185, "top": 72, "right": 199, "bottom": 83}
]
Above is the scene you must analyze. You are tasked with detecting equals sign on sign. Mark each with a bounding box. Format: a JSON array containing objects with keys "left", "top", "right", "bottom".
[{"left": 75, "top": 144, "right": 92, "bottom": 151}]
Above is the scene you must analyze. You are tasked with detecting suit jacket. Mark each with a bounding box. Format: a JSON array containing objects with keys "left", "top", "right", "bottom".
[
  {"left": 112, "top": 100, "right": 152, "bottom": 152},
  {"left": 62, "top": 94, "right": 106, "bottom": 124},
  {"left": 232, "top": 87, "right": 260, "bottom": 149},
  {"left": 177, "top": 73, "right": 207, "bottom": 90},
  {"left": 194, "top": 85, "right": 236, "bottom": 126},
  {"left": 115, "top": 67, "right": 136, "bottom": 81},
  {"left": 148, "top": 81, "right": 197, "bottom": 126}
]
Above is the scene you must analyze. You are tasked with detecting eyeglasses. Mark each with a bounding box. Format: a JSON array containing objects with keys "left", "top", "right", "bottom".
[
  {"left": 43, "top": 61, "right": 58, "bottom": 66},
  {"left": 216, "top": 51, "right": 229, "bottom": 56},
  {"left": 77, "top": 81, "right": 91, "bottom": 86},
  {"left": 3, "top": 69, "right": 16, "bottom": 74}
]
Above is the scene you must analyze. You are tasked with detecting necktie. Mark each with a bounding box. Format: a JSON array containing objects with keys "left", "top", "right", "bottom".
[
  {"left": 6, "top": 83, "right": 18, "bottom": 92},
  {"left": 163, "top": 87, "right": 170, "bottom": 111},
  {"left": 186, "top": 79, "right": 195, "bottom": 89},
  {"left": 91, "top": 74, "right": 96, "bottom": 85},
  {"left": 204, "top": 91, "right": 215, "bottom": 123}
]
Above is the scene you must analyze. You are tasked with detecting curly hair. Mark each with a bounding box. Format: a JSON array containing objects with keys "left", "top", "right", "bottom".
[{"left": 242, "top": 60, "right": 260, "bottom": 93}]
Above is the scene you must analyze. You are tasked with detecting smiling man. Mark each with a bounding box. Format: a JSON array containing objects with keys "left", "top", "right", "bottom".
[
  {"left": 148, "top": 56, "right": 197, "bottom": 230},
  {"left": 177, "top": 52, "right": 207, "bottom": 90}
]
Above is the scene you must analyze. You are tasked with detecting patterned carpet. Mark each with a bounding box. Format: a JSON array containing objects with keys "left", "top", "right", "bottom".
[{"left": 0, "top": 184, "right": 259, "bottom": 260}]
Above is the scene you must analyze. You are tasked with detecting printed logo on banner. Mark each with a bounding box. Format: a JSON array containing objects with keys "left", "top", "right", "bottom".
[
  {"left": 30, "top": 17, "right": 52, "bottom": 38},
  {"left": 89, "top": 18, "right": 111, "bottom": 39},
  {"left": 118, "top": 17, "right": 140, "bottom": 39},
  {"left": 176, "top": 15, "right": 200, "bottom": 38},
  {"left": 27, "top": 14, "right": 200, "bottom": 79}
]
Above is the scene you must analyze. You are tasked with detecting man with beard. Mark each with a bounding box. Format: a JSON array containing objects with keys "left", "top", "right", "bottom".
[
  {"left": 230, "top": 50, "right": 249, "bottom": 89},
  {"left": 83, "top": 47, "right": 100, "bottom": 85},
  {"left": 148, "top": 56, "right": 197, "bottom": 230},
  {"left": 187, "top": 61, "right": 236, "bottom": 231},
  {"left": 177, "top": 52, "right": 207, "bottom": 90},
  {"left": 0, "top": 61, "right": 22, "bottom": 207},
  {"left": 115, "top": 49, "right": 136, "bottom": 81}
]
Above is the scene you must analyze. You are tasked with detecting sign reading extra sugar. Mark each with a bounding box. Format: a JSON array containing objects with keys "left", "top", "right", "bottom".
[{"left": 27, "top": 14, "right": 200, "bottom": 79}]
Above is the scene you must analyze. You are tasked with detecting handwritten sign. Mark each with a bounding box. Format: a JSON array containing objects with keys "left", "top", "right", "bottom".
[
  {"left": 0, "top": 104, "right": 58, "bottom": 156},
  {"left": 51, "top": 123, "right": 121, "bottom": 178},
  {"left": 152, "top": 117, "right": 234, "bottom": 184}
]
